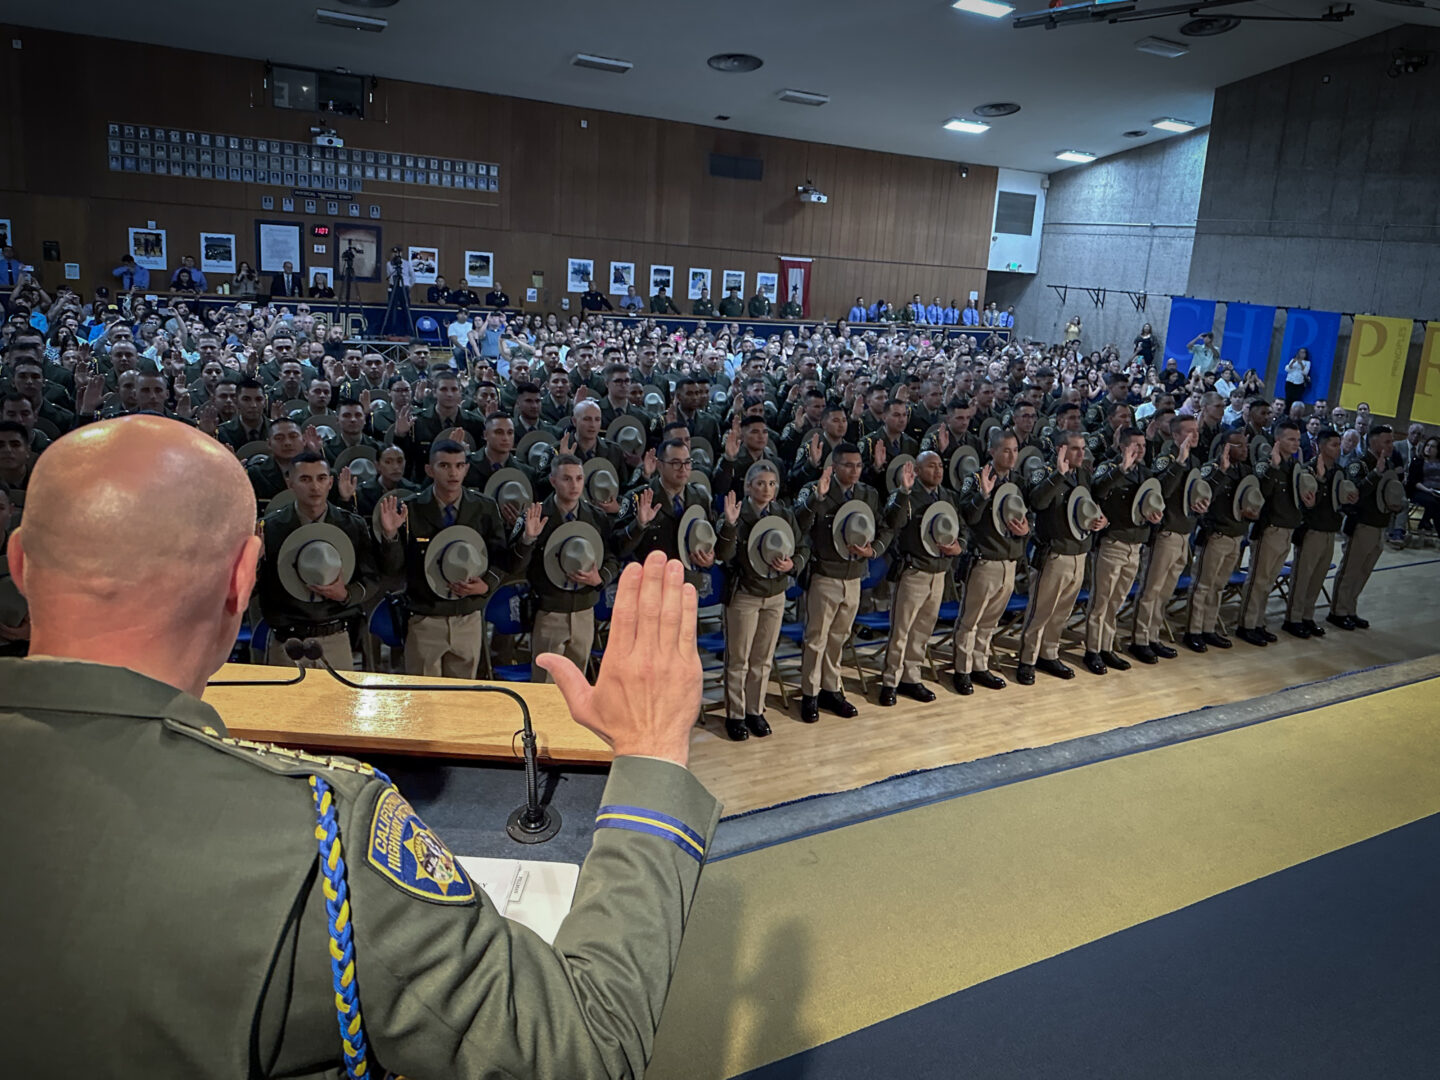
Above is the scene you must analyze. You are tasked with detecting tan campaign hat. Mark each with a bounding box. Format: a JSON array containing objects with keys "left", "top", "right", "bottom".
[
  {"left": 920, "top": 501, "right": 961, "bottom": 557},
  {"left": 747, "top": 515, "right": 796, "bottom": 578},
  {"left": 1067, "top": 485, "right": 1104, "bottom": 541},
  {"left": 276, "top": 522, "right": 355, "bottom": 604},
  {"left": 832, "top": 500, "right": 876, "bottom": 557},
  {"left": 991, "top": 481, "right": 1026, "bottom": 534},
  {"left": 423, "top": 525, "right": 489, "bottom": 598},
  {"left": 543, "top": 519, "right": 603, "bottom": 590},
  {"left": 1293, "top": 463, "right": 1319, "bottom": 509},
  {"left": 885, "top": 454, "right": 917, "bottom": 493},
  {"left": 677, "top": 504, "right": 718, "bottom": 571},
  {"left": 948, "top": 444, "right": 980, "bottom": 490},
  {"left": 1233, "top": 473, "right": 1264, "bottom": 519},
  {"left": 1131, "top": 477, "right": 1166, "bottom": 526},
  {"left": 1183, "top": 469, "right": 1211, "bottom": 515},
  {"left": 606, "top": 414, "right": 648, "bottom": 457},
  {"left": 483, "top": 467, "right": 533, "bottom": 519},
  {"left": 583, "top": 458, "right": 620, "bottom": 505}
]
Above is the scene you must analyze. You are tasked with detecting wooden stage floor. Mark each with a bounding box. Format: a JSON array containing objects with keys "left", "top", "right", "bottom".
[{"left": 687, "top": 549, "right": 1440, "bottom": 817}]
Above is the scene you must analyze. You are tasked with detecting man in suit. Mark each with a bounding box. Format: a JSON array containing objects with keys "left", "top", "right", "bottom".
[{"left": 269, "top": 261, "right": 304, "bottom": 299}]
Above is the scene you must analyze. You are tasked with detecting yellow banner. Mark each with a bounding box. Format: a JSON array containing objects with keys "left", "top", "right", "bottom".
[
  {"left": 1411, "top": 322, "right": 1440, "bottom": 427},
  {"left": 1340, "top": 315, "right": 1412, "bottom": 415}
]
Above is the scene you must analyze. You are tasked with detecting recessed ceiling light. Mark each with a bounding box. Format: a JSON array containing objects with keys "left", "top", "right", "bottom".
[
  {"left": 707, "top": 53, "right": 763, "bottom": 73},
  {"left": 1134, "top": 36, "right": 1189, "bottom": 58},
  {"left": 1056, "top": 150, "right": 1096, "bottom": 163},
  {"left": 952, "top": 0, "right": 1015, "bottom": 17},
  {"left": 1153, "top": 117, "right": 1196, "bottom": 133},
  {"left": 571, "top": 53, "right": 633, "bottom": 74},
  {"left": 944, "top": 118, "right": 991, "bottom": 134},
  {"left": 778, "top": 88, "right": 829, "bottom": 106},
  {"left": 973, "top": 102, "right": 1022, "bottom": 117}
]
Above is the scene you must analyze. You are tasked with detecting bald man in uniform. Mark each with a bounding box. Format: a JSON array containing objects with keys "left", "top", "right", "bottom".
[{"left": 1, "top": 415, "right": 720, "bottom": 1078}]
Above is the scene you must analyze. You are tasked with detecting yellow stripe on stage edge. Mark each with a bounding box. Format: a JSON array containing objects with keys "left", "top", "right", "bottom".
[{"left": 647, "top": 677, "right": 1440, "bottom": 1080}]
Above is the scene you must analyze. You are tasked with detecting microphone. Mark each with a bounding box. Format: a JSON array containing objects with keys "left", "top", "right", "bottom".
[
  {"left": 304, "top": 638, "right": 561, "bottom": 845},
  {"left": 206, "top": 636, "right": 311, "bottom": 686}
]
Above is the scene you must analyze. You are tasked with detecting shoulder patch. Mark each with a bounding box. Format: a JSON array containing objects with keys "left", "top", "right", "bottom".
[{"left": 365, "top": 787, "right": 476, "bottom": 905}]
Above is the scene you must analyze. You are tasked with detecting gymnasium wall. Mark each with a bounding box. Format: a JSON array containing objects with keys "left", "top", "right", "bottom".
[{"left": 0, "top": 26, "right": 997, "bottom": 317}]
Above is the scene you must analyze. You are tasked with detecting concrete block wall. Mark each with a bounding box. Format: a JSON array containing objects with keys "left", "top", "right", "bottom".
[{"left": 987, "top": 129, "right": 1208, "bottom": 351}]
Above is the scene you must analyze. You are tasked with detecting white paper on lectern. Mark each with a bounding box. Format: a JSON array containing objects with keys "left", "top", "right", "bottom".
[{"left": 457, "top": 857, "right": 580, "bottom": 945}]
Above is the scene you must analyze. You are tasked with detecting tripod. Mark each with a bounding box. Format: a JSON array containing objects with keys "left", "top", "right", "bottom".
[
  {"left": 381, "top": 256, "right": 414, "bottom": 338},
  {"left": 337, "top": 247, "right": 359, "bottom": 336}
]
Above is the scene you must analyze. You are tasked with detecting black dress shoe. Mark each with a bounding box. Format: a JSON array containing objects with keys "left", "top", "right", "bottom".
[
  {"left": 1203, "top": 632, "right": 1233, "bottom": 649},
  {"left": 745, "top": 714, "right": 772, "bottom": 737},
  {"left": 1182, "top": 633, "right": 1208, "bottom": 653},
  {"left": 1015, "top": 662, "right": 1036, "bottom": 685},
  {"left": 799, "top": 695, "right": 820, "bottom": 722},
  {"left": 1236, "top": 626, "right": 1268, "bottom": 647},
  {"left": 1351, "top": 615, "right": 1370, "bottom": 629},
  {"left": 973, "top": 670, "right": 1007, "bottom": 690},
  {"left": 1129, "top": 643, "right": 1159, "bottom": 665},
  {"left": 878, "top": 686, "right": 898, "bottom": 707},
  {"left": 1151, "top": 642, "right": 1178, "bottom": 660},
  {"left": 1304, "top": 619, "right": 1326, "bottom": 637},
  {"left": 724, "top": 717, "right": 750, "bottom": 741},
  {"left": 1260, "top": 627, "right": 1278, "bottom": 643},
  {"left": 1281, "top": 621, "right": 1312, "bottom": 639},
  {"left": 898, "top": 681, "right": 936, "bottom": 703},
  {"left": 1036, "top": 657, "right": 1075, "bottom": 679},
  {"left": 952, "top": 671, "right": 974, "bottom": 695},
  {"left": 1325, "top": 613, "right": 1357, "bottom": 631},
  {"left": 1083, "top": 651, "right": 1108, "bottom": 675},
  {"left": 1100, "top": 650, "right": 1131, "bottom": 671},
  {"left": 817, "top": 689, "right": 859, "bottom": 718}
]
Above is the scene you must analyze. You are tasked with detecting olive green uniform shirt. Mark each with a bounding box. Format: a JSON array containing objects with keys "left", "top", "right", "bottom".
[{"left": 0, "top": 658, "right": 721, "bottom": 1079}]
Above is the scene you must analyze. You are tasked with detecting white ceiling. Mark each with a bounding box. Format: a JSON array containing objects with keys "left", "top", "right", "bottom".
[{"left": 3, "top": 0, "right": 1431, "bottom": 173}]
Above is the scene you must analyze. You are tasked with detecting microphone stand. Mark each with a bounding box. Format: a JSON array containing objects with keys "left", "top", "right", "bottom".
[
  {"left": 206, "top": 637, "right": 311, "bottom": 686},
  {"left": 302, "top": 639, "right": 561, "bottom": 844}
]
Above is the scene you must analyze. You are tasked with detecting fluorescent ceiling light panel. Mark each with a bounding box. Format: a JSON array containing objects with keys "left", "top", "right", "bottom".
[
  {"left": 1056, "top": 150, "right": 1096, "bottom": 163},
  {"left": 1152, "top": 117, "right": 1197, "bottom": 132},
  {"left": 1134, "top": 36, "right": 1189, "bottom": 58},
  {"left": 944, "top": 118, "right": 992, "bottom": 133},
  {"left": 952, "top": 0, "right": 1015, "bottom": 18}
]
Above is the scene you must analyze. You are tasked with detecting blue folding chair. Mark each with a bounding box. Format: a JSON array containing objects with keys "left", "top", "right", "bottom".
[
  {"left": 415, "top": 315, "right": 444, "bottom": 345},
  {"left": 482, "top": 585, "right": 532, "bottom": 681}
]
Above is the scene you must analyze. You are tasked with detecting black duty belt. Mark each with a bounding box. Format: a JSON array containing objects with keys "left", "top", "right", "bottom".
[{"left": 271, "top": 618, "right": 353, "bottom": 640}]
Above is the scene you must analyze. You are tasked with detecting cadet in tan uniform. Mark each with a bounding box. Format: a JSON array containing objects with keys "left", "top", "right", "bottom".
[
  {"left": 1284, "top": 428, "right": 1355, "bottom": 638},
  {"left": 1183, "top": 431, "right": 1258, "bottom": 651},
  {"left": 1, "top": 414, "right": 720, "bottom": 1080},
  {"left": 1329, "top": 424, "right": 1399, "bottom": 630},
  {"left": 1236, "top": 419, "right": 1312, "bottom": 647}
]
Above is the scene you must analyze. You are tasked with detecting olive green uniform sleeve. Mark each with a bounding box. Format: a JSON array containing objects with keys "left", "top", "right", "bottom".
[{"left": 329, "top": 756, "right": 720, "bottom": 1080}]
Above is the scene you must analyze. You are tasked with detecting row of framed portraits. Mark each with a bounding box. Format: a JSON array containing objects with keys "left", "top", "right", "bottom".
[{"left": 567, "top": 260, "right": 780, "bottom": 302}]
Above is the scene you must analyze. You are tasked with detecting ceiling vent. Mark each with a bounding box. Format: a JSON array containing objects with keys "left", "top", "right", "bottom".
[
  {"left": 571, "top": 53, "right": 633, "bottom": 74},
  {"left": 778, "top": 88, "right": 829, "bottom": 106},
  {"left": 1179, "top": 16, "right": 1240, "bottom": 35},
  {"left": 973, "top": 102, "right": 1022, "bottom": 117},
  {"left": 708, "top": 53, "right": 763, "bottom": 72},
  {"left": 315, "top": 8, "right": 388, "bottom": 30}
]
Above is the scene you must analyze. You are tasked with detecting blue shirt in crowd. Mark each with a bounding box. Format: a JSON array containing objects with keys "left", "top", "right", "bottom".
[
  {"left": 113, "top": 264, "right": 150, "bottom": 290},
  {"left": 847, "top": 305, "right": 868, "bottom": 323},
  {"left": 962, "top": 306, "right": 980, "bottom": 326}
]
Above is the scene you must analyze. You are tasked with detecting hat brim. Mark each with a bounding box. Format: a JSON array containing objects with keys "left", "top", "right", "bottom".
[
  {"left": 1233, "top": 474, "right": 1263, "bottom": 520},
  {"left": 991, "top": 481, "right": 1024, "bottom": 535},
  {"left": 886, "top": 453, "right": 917, "bottom": 493},
  {"left": 832, "top": 500, "right": 876, "bottom": 558},
  {"left": 747, "top": 515, "right": 796, "bottom": 578},
  {"left": 235, "top": 439, "right": 272, "bottom": 462},
  {"left": 543, "top": 519, "right": 604, "bottom": 590},
  {"left": 948, "top": 445, "right": 980, "bottom": 490},
  {"left": 483, "top": 467, "right": 534, "bottom": 507},
  {"left": 276, "top": 522, "right": 355, "bottom": 604},
  {"left": 1066, "top": 484, "right": 1094, "bottom": 542},
  {"left": 677, "top": 504, "right": 716, "bottom": 571},
  {"left": 333, "top": 444, "right": 378, "bottom": 470},
  {"left": 423, "top": 524, "right": 489, "bottom": 598},
  {"left": 919, "top": 500, "right": 961, "bottom": 557},
  {"left": 1332, "top": 475, "right": 1359, "bottom": 513},
  {"left": 1131, "top": 477, "right": 1164, "bottom": 527}
]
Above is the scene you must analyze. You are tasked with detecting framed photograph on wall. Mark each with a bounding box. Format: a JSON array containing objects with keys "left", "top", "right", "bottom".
[
  {"left": 128, "top": 227, "right": 168, "bottom": 271},
  {"left": 687, "top": 268, "right": 711, "bottom": 301},
  {"left": 333, "top": 223, "right": 382, "bottom": 282},
  {"left": 567, "top": 258, "right": 594, "bottom": 293},
  {"left": 199, "top": 232, "right": 237, "bottom": 275},
  {"left": 722, "top": 270, "right": 745, "bottom": 297},
  {"left": 255, "top": 220, "right": 302, "bottom": 274},
  {"left": 609, "top": 261, "right": 636, "bottom": 295},
  {"left": 649, "top": 265, "right": 674, "bottom": 297},
  {"left": 408, "top": 245, "right": 439, "bottom": 285},
  {"left": 756, "top": 272, "right": 779, "bottom": 303},
  {"left": 464, "top": 250, "right": 493, "bottom": 288}
]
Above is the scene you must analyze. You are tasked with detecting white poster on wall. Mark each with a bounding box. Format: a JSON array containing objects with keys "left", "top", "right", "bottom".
[
  {"left": 722, "top": 270, "right": 745, "bottom": 298},
  {"left": 200, "top": 232, "right": 236, "bottom": 275},
  {"left": 464, "top": 250, "right": 494, "bottom": 288},
  {"left": 609, "top": 261, "right": 636, "bottom": 295},
  {"left": 567, "top": 258, "right": 594, "bottom": 292},
  {"left": 649, "top": 264, "right": 674, "bottom": 297},
  {"left": 128, "top": 226, "right": 168, "bottom": 271},
  {"left": 256, "top": 223, "right": 300, "bottom": 273},
  {"left": 756, "top": 272, "right": 779, "bottom": 302},
  {"left": 408, "top": 245, "right": 439, "bottom": 285},
  {"left": 687, "top": 267, "right": 711, "bottom": 301}
]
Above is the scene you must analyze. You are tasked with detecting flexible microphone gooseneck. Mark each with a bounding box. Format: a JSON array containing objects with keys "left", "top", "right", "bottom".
[
  {"left": 302, "top": 638, "right": 561, "bottom": 845},
  {"left": 206, "top": 636, "right": 310, "bottom": 686}
]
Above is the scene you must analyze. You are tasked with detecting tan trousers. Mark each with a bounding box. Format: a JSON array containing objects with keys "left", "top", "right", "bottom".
[
  {"left": 1332, "top": 523, "right": 1384, "bottom": 617},
  {"left": 406, "top": 611, "right": 483, "bottom": 679},
  {"left": 1286, "top": 530, "right": 1335, "bottom": 624},
  {"left": 1020, "top": 552, "right": 1085, "bottom": 664},
  {"left": 1186, "top": 532, "right": 1244, "bottom": 634},
  {"left": 724, "top": 591, "right": 785, "bottom": 716},
  {"left": 954, "top": 559, "right": 1016, "bottom": 674},
  {"left": 530, "top": 607, "right": 596, "bottom": 683},
  {"left": 265, "top": 630, "right": 354, "bottom": 671},
  {"left": 1085, "top": 538, "right": 1142, "bottom": 653},
  {"left": 802, "top": 574, "right": 861, "bottom": 696},
  {"left": 883, "top": 568, "right": 946, "bottom": 687},
  {"left": 1240, "top": 525, "right": 1293, "bottom": 629},
  {"left": 1132, "top": 531, "right": 1191, "bottom": 646}
]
